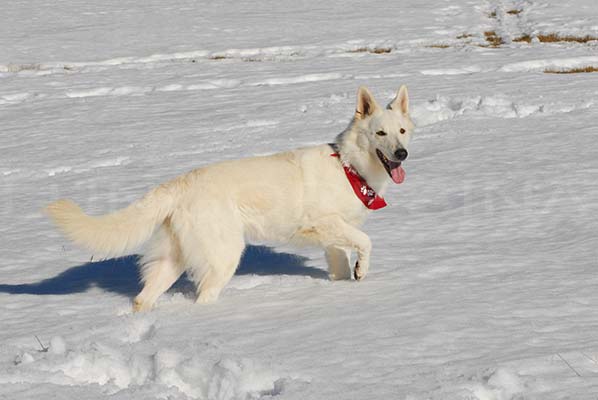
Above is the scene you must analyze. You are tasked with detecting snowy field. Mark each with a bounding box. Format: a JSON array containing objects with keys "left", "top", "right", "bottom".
[{"left": 2, "top": 0, "right": 598, "bottom": 398}]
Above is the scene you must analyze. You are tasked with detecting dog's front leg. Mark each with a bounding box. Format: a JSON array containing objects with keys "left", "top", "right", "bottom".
[
  {"left": 304, "top": 216, "right": 372, "bottom": 281},
  {"left": 325, "top": 246, "right": 352, "bottom": 280}
]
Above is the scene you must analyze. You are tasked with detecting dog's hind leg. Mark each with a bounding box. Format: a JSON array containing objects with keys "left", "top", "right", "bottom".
[
  {"left": 133, "top": 223, "right": 184, "bottom": 312},
  {"left": 195, "top": 232, "right": 245, "bottom": 304},
  {"left": 325, "top": 246, "right": 352, "bottom": 280},
  {"left": 196, "top": 260, "right": 239, "bottom": 304},
  {"left": 173, "top": 214, "right": 245, "bottom": 305}
]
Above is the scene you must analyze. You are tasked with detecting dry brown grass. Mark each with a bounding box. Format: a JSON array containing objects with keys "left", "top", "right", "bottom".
[
  {"left": 209, "top": 55, "right": 229, "bottom": 60},
  {"left": 348, "top": 47, "right": 392, "bottom": 54},
  {"left": 348, "top": 47, "right": 369, "bottom": 53},
  {"left": 370, "top": 47, "right": 392, "bottom": 54},
  {"left": 483, "top": 31, "right": 504, "bottom": 47},
  {"left": 544, "top": 66, "right": 598, "bottom": 74},
  {"left": 538, "top": 33, "right": 598, "bottom": 43},
  {"left": 457, "top": 33, "right": 473, "bottom": 39},
  {"left": 513, "top": 34, "right": 532, "bottom": 43},
  {"left": 506, "top": 9, "right": 522, "bottom": 15},
  {"left": 514, "top": 33, "right": 598, "bottom": 43},
  {"left": 427, "top": 44, "right": 450, "bottom": 49}
]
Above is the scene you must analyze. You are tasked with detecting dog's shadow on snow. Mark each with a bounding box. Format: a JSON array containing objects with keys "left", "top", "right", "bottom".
[{"left": 0, "top": 246, "right": 327, "bottom": 297}]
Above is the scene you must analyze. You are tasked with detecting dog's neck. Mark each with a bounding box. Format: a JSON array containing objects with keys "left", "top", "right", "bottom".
[{"left": 334, "top": 123, "right": 390, "bottom": 195}]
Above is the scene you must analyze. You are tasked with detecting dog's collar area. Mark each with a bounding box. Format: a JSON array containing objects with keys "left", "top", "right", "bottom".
[{"left": 328, "top": 144, "right": 387, "bottom": 210}]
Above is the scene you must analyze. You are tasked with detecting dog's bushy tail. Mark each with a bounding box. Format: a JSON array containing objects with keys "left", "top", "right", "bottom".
[{"left": 45, "top": 178, "right": 186, "bottom": 257}]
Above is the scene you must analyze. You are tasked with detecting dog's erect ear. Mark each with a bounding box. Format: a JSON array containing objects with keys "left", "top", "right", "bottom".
[
  {"left": 388, "top": 85, "right": 409, "bottom": 115},
  {"left": 355, "top": 86, "right": 379, "bottom": 119}
]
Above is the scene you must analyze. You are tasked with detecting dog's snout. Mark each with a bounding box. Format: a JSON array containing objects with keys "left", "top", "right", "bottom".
[{"left": 394, "top": 148, "right": 408, "bottom": 161}]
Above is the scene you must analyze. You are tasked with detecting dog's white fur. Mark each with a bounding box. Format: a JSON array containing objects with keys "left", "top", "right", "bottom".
[{"left": 46, "top": 86, "right": 413, "bottom": 311}]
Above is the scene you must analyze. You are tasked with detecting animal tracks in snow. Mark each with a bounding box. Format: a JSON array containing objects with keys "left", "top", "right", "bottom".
[
  {"left": 121, "top": 316, "right": 157, "bottom": 343},
  {"left": 7, "top": 339, "right": 295, "bottom": 399},
  {"left": 438, "top": 351, "right": 598, "bottom": 400},
  {"left": 411, "top": 94, "right": 594, "bottom": 127},
  {"left": 5, "top": 314, "right": 303, "bottom": 399}
]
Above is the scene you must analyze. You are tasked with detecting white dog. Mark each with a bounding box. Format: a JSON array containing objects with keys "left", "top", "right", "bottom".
[{"left": 46, "top": 86, "right": 413, "bottom": 311}]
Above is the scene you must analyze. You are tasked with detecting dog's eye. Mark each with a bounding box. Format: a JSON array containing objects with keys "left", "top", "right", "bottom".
[
  {"left": 400, "top": 128, "right": 406, "bottom": 134},
  {"left": 375, "top": 130, "right": 387, "bottom": 136}
]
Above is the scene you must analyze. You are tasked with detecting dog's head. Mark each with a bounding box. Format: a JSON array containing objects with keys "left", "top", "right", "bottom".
[{"left": 353, "top": 85, "right": 413, "bottom": 184}]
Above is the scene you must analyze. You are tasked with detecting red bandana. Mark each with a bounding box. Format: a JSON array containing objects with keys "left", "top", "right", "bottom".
[{"left": 331, "top": 153, "right": 387, "bottom": 210}]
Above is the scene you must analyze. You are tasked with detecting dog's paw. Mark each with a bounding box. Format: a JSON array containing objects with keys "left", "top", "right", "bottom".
[
  {"left": 196, "top": 288, "right": 220, "bottom": 304},
  {"left": 353, "top": 261, "right": 367, "bottom": 281},
  {"left": 329, "top": 269, "right": 352, "bottom": 280},
  {"left": 132, "top": 297, "right": 151, "bottom": 312}
]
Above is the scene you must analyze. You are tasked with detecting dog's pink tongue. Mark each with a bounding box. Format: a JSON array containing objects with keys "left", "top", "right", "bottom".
[{"left": 391, "top": 165, "right": 406, "bottom": 184}]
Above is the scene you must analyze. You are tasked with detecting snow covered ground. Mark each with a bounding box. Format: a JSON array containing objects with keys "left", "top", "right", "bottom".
[{"left": 2, "top": 0, "right": 598, "bottom": 398}]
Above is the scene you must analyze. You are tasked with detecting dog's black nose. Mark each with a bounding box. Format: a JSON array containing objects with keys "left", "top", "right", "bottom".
[{"left": 394, "top": 148, "right": 408, "bottom": 161}]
